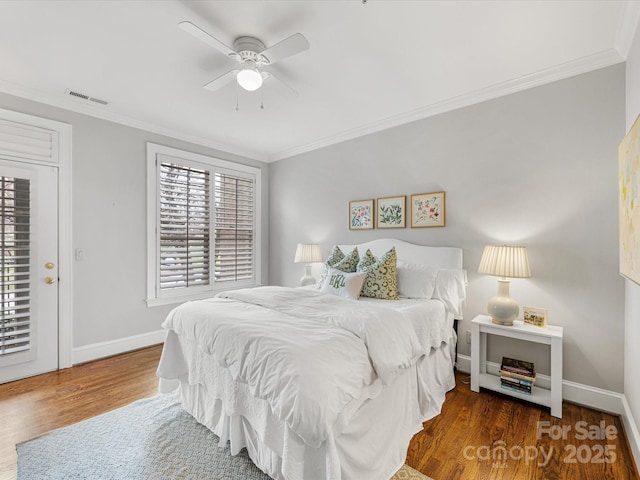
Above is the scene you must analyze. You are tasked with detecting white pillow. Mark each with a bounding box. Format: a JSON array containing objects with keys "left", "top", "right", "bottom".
[
  {"left": 432, "top": 268, "right": 468, "bottom": 316},
  {"left": 396, "top": 261, "right": 439, "bottom": 299},
  {"left": 320, "top": 267, "right": 366, "bottom": 300}
]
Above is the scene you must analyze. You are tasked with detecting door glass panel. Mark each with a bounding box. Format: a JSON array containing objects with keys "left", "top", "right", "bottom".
[{"left": 0, "top": 176, "right": 30, "bottom": 356}]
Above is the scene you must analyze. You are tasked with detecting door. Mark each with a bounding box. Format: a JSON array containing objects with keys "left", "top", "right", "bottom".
[{"left": 0, "top": 159, "right": 58, "bottom": 383}]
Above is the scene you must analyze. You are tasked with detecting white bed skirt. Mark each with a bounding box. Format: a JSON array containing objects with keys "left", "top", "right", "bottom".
[{"left": 166, "top": 344, "right": 455, "bottom": 480}]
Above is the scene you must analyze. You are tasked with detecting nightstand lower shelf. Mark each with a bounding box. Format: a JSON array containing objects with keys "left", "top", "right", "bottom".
[{"left": 477, "top": 373, "right": 551, "bottom": 407}]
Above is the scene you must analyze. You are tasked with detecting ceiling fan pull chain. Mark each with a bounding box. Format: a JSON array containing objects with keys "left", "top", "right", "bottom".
[
  {"left": 261, "top": 88, "right": 264, "bottom": 110},
  {"left": 235, "top": 83, "right": 240, "bottom": 111}
]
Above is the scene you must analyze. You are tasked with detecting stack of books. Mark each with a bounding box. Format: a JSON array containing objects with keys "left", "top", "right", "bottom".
[{"left": 499, "top": 356, "right": 536, "bottom": 395}]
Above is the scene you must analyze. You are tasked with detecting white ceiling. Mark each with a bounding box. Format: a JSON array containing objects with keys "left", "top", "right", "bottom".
[{"left": 0, "top": 0, "right": 638, "bottom": 162}]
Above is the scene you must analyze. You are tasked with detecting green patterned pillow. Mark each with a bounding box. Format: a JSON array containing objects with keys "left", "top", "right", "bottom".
[
  {"left": 333, "top": 247, "right": 359, "bottom": 272},
  {"left": 318, "top": 246, "right": 359, "bottom": 287},
  {"left": 357, "top": 248, "right": 377, "bottom": 270},
  {"left": 325, "top": 245, "right": 345, "bottom": 266},
  {"left": 357, "top": 247, "right": 399, "bottom": 300}
]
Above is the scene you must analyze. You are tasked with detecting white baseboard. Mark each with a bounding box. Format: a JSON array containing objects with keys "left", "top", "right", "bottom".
[
  {"left": 622, "top": 396, "right": 640, "bottom": 472},
  {"left": 72, "top": 329, "right": 166, "bottom": 365},
  {"left": 456, "top": 354, "right": 625, "bottom": 415}
]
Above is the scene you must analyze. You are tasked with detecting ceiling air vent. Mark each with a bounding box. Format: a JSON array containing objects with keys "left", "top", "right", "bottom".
[{"left": 64, "top": 89, "right": 110, "bottom": 106}]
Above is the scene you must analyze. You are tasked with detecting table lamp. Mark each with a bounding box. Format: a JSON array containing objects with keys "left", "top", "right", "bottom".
[
  {"left": 478, "top": 244, "right": 531, "bottom": 326},
  {"left": 294, "top": 243, "right": 322, "bottom": 286}
]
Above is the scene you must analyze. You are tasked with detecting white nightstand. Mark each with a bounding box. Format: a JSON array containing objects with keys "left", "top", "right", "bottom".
[{"left": 470, "top": 314, "right": 563, "bottom": 418}]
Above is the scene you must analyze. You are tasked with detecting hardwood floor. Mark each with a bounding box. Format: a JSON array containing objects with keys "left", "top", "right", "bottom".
[
  {"left": 407, "top": 373, "right": 639, "bottom": 480},
  {"left": 0, "top": 345, "right": 162, "bottom": 480},
  {"left": 0, "top": 345, "right": 637, "bottom": 480}
]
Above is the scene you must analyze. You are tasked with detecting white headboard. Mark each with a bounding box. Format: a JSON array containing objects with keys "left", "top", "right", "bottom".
[{"left": 338, "top": 238, "right": 463, "bottom": 269}]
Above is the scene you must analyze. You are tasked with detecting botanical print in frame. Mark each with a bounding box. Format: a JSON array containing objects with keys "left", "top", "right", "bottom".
[
  {"left": 377, "top": 196, "right": 406, "bottom": 229},
  {"left": 411, "top": 191, "right": 446, "bottom": 228},
  {"left": 523, "top": 306, "right": 548, "bottom": 328},
  {"left": 349, "top": 199, "right": 374, "bottom": 230},
  {"left": 619, "top": 113, "right": 640, "bottom": 286}
]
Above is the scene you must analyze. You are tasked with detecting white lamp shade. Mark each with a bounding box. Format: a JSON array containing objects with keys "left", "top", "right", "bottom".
[
  {"left": 294, "top": 244, "right": 322, "bottom": 264},
  {"left": 478, "top": 245, "right": 530, "bottom": 278}
]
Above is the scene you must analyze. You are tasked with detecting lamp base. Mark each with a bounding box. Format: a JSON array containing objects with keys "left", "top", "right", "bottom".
[
  {"left": 299, "top": 275, "right": 317, "bottom": 287},
  {"left": 487, "top": 279, "right": 519, "bottom": 326},
  {"left": 299, "top": 264, "right": 316, "bottom": 287},
  {"left": 491, "top": 317, "right": 515, "bottom": 327}
]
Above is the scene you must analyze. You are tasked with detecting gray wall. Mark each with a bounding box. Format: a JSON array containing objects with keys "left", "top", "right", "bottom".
[
  {"left": 270, "top": 65, "right": 625, "bottom": 392},
  {"left": 625, "top": 22, "right": 640, "bottom": 442},
  {"left": 0, "top": 92, "right": 270, "bottom": 348}
]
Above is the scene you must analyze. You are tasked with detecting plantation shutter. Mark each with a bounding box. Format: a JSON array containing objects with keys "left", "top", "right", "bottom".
[
  {"left": 158, "top": 162, "right": 210, "bottom": 291},
  {"left": 0, "top": 119, "right": 56, "bottom": 163},
  {"left": 214, "top": 172, "right": 255, "bottom": 283},
  {"left": 0, "top": 176, "right": 31, "bottom": 356}
]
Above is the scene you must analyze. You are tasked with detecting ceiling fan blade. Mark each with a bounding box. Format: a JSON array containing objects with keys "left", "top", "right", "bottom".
[
  {"left": 260, "top": 33, "right": 310, "bottom": 64},
  {"left": 263, "top": 71, "right": 299, "bottom": 98},
  {"left": 202, "top": 70, "right": 239, "bottom": 91},
  {"left": 179, "top": 21, "right": 237, "bottom": 58}
]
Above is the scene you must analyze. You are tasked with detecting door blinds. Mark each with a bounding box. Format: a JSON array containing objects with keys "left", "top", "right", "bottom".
[
  {"left": 0, "top": 176, "right": 31, "bottom": 356},
  {"left": 158, "top": 162, "right": 255, "bottom": 292}
]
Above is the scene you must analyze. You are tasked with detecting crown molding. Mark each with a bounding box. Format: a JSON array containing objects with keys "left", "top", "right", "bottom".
[
  {"left": 615, "top": 0, "right": 640, "bottom": 59},
  {"left": 0, "top": 79, "right": 268, "bottom": 163},
  {"left": 0, "top": 44, "right": 626, "bottom": 165},
  {"left": 270, "top": 48, "right": 624, "bottom": 162}
]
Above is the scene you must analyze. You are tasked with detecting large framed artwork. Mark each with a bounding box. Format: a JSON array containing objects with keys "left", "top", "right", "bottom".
[
  {"left": 411, "top": 191, "right": 446, "bottom": 228},
  {"left": 349, "top": 199, "right": 374, "bottom": 230},
  {"left": 619, "top": 114, "right": 640, "bottom": 286},
  {"left": 377, "top": 196, "right": 406, "bottom": 229}
]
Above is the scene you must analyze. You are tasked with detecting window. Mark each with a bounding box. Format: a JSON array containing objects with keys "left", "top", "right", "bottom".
[{"left": 147, "top": 143, "right": 261, "bottom": 305}]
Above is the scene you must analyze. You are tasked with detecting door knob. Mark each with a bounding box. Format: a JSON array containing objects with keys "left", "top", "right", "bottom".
[
  {"left": 45, "top": 262, "right": 55, "bottom": 269},
  {"left": 45, "top": 276, "right": 56, "bottom": 285}
]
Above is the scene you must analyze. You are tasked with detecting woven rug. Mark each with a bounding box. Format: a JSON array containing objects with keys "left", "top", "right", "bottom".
[{"left": 17, "top": 394, "right": 432, "bottom": 480}]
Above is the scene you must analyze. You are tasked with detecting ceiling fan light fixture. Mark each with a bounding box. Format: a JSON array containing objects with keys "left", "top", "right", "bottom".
[
  {"left": 180, "top": 22, "right": 309, "bottom": 98},
  {"left": 237, "top": 62, "right": 263, "bottom": 91}
]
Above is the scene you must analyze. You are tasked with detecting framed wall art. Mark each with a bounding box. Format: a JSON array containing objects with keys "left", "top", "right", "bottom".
[
  {"left": 349, "top": 199, "right": 374, "bottom": 230},
  {"left": 411, "top": 191, "right": 446, "bottom": 228},
  {"left": 377, "top": 196, "right": 406, "bottom": 229},
  {"left": 619, "top": 113, "right": 640, "bottom": 286}
]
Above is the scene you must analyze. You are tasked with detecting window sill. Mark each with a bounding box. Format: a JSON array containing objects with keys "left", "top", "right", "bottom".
[{"left": 146, "top": 283, "right": 263, "bottom": 308}]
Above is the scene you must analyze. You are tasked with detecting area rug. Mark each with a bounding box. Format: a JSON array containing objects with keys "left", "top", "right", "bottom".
[{"left": 17, "top": 394, "right": 432, "bottom": 480}]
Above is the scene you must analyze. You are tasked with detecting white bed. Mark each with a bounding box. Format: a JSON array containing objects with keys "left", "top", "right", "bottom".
[{"left": 157, "top": 239, "right": 465, "bottom": 480}]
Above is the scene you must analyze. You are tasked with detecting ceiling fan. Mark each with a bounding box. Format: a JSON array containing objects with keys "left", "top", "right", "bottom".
[{"left": 179, "top": 21, "right": 310, "bottom": 95}]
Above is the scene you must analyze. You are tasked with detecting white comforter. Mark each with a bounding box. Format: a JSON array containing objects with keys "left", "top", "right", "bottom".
[{"left": 158, "top": 286, "right": 450, "bottom": 448}]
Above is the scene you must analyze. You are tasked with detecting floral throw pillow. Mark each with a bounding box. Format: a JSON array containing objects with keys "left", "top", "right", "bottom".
[
  {"left": 357, "top": 247, "right": 399, "bottom": 300},
  {"left": 318, "top": 246, "right": 359, "bottom": 287},
  {"left": 333, "top": 247, "right": 359, "bottom": 272},
  {"left": 325, "top": 245, "right": 345, "bottom": 266}
]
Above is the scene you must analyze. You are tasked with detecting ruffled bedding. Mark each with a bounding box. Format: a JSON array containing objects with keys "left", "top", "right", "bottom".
[{"left": 157, "top": 286, "right": 452, "bottom": 449}]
